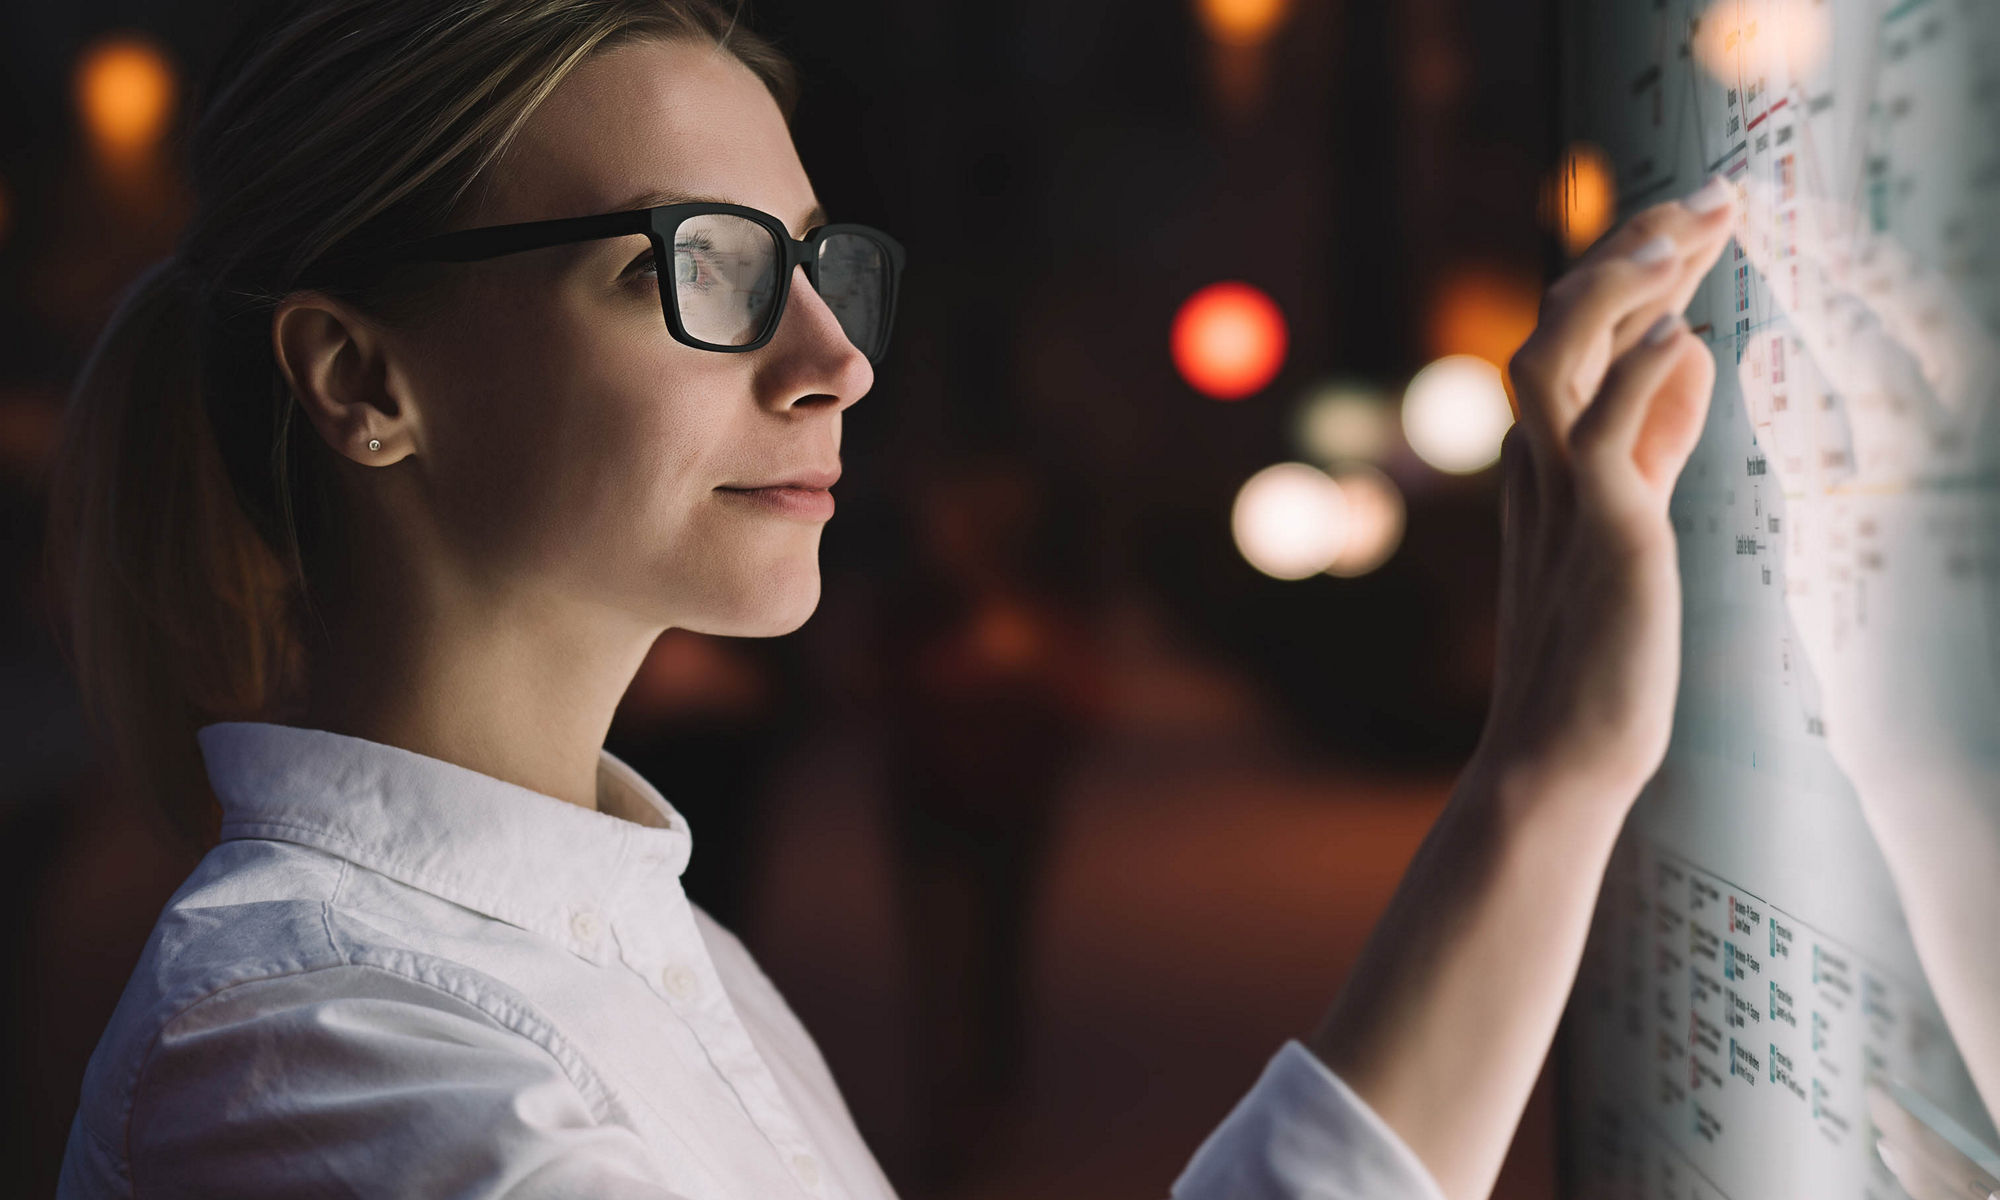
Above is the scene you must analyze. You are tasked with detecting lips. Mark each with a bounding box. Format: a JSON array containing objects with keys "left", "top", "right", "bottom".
[
  {"left": 714, "top": 479, "right": 837, "bottom": 520},
  {"left": 716, "top": 467, "right": 840, "bottom": 491}
]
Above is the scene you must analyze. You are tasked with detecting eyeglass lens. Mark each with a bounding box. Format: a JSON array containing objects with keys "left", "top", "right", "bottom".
[{"left": 672, "top": 214, "right": 890, "bottom": 357}]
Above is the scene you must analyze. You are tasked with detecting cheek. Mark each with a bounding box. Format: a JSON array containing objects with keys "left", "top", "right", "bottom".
[{"left": 418, "top": 288, "right": 728, "bottom": 573}]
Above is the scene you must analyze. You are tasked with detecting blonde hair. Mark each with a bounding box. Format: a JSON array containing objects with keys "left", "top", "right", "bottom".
[{"left": 43, "top": 0, "right": 799, "bottom": 843}]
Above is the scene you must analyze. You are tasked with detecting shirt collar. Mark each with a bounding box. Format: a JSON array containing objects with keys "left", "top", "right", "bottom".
[{"left": 196, "top": 721, "right": 694, "bottom": 961}]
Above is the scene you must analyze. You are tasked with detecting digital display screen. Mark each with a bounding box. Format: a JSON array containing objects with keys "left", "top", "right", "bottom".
[{"left": 1558, "top": 2, "right": 2000, "bottom": 1196}]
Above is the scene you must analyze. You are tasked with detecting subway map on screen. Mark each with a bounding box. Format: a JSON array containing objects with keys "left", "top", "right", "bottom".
[{"left": 1559, "top": 2, "right": 2000, "bottom": 1198}]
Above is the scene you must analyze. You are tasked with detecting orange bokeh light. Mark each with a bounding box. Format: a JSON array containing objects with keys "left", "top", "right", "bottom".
[
  {"left": 1194, "top": 0, "right": 1293, "bottom": 47},
  {"left": 75, "top": 34, "right": 178, "bottom": 165},
  {"left": 1428, "top": 267, "right": 1542, "bottom": 368},
  {"left": 1548, "top": 141, "right": 1615, "bottom": 256},
  {"left": 1693, "top": 0, "right": 1831, "bottom": 84},
  {"left": 1171, "top": 281, "right": 1289, "bottom": 401}
]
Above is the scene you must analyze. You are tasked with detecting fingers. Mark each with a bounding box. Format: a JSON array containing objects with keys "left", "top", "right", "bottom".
[
  {"left": 1509, "top": 240, "right": 1683, "bottom": 444},
  {"left": 1569, "top": 313, "right": 1712, "bottom": 493},
  {"left": 1632, "top": 340, "right": 1715, "bottom": 490},
  {"left": 1606, "top": 193, "right": 1738, "bottom": 359},
  {"left": 1575, "top": 177, "right": 1737, "bottom": 276},
  {"left": 1510, "top": 177, "right": 1740, "bottom": 452}
]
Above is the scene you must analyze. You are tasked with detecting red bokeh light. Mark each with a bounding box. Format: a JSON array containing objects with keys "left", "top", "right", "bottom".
[{"left": 1170, "top": 281, "right": 1288, "bottom": 401}]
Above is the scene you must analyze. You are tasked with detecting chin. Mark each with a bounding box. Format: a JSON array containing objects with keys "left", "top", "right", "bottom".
[{"left": 690, "top": 567, "right": 822, "bottom": 638}]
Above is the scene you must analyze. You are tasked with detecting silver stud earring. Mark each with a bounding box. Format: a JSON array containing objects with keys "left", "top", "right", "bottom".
[{"left": 368, "top": 439, "right": 382, "bottom": 452}]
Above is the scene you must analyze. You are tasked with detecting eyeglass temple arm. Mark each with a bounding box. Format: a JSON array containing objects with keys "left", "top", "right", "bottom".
[
  {"left": 380, "top": 209, "right": 656, "bottom": 264},
  {"left": 307, "top": 209, "right": 657, "bottom": 282}
]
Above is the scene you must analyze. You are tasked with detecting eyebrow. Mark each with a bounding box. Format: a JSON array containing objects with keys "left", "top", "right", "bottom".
[{"left": 612, "top": 187, "right": 831, "bottom": 239}]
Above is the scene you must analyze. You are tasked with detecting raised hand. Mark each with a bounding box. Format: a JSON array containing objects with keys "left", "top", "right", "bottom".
[
  {"left": 1305, "top": 179, "right": 1739, "bottom": 1200},
  {"left": 1477, "top": 177, "right": 1738, "bottom": 813}
]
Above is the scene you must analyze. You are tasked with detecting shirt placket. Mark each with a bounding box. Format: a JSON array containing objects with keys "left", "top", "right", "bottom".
[{"left": 614, "top": 873, "right": 833, "bottom": 1200}]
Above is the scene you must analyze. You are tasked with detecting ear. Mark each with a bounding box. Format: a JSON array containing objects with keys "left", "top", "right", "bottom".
[{"left": 271, "top": 292, "right": 420, "bottom": 466}]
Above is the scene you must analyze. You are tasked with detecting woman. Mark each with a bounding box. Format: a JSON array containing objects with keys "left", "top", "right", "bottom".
[{"left": 43, "top": 1, "right": 1737, "bottom": 1197}]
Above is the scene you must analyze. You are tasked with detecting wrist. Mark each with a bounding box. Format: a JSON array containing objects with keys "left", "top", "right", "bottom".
[{"left": 1456, "top": 744, "right": 1637, "bottom": 858}]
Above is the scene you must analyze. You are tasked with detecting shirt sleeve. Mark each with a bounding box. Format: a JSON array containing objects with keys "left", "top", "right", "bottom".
[
  {"left": 1169, "top": 1039, "right": 1450, "bottom": 1200},
  {"left": 125, "top": 963, "right": 686, "bottom": 1200}
]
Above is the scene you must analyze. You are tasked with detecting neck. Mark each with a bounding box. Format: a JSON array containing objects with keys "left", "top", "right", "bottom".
[{"left": 295, "top": 546, "right": 660, "bottom": 814}]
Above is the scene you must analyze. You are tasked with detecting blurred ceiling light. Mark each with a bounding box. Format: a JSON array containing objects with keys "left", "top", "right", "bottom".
[
  {"left": 1428, "top": 267, "right": 1541, "bottom": 367},
  {"left": 1172, "top": 281, "right": 1289, "bottom": 401},
  {"left": 1323, "top": 465, "right": 1406, "bottom": 577},
  {"left": 76, "top": 33, "right": 178, "bottom": 166},
  {"left": 1693, "top": 0, "right": 1830, "bottom": 83},
  {"left": 1401, "top": 354, "right": 1514, "bottom": 474},
  {"left": 1195, "top": 0, "right": 1293, "bottom": 47},
  {"left": 1232, "top": 462, "right": 1348, "bottom": 581},
  {"left": 1545, "top": 142, "right": 1615, "bottom": 257},
  {"left": 1294, "top": 381, "right": 1395, "bottom": 464}
]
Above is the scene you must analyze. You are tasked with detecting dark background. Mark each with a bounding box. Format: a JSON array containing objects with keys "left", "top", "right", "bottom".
[{"left": 0, "top": 0, "right": 1575, "bottom": 1195}]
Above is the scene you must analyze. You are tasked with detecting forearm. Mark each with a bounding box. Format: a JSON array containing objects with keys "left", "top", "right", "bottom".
[
  {"left": 1290, "top": 180, "right": 1732, "bottom": 1200},
  {"left": 1856, "top": 763, "right": 2000, "bottom": 1120},
  {"left": 1304, "top": 757, "right": 1628, "bottom": 1200}
]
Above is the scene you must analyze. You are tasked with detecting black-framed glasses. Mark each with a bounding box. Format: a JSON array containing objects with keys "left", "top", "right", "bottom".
[{"left": 310, "top": 202, "right": 907, "bottom": 364}]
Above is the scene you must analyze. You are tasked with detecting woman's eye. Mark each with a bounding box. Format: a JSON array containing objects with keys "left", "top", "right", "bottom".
[{"left": 674, "top": 233, "right": 717, "bottom": 291}]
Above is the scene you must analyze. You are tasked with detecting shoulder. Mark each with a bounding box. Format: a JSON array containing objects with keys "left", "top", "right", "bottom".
[
  {"left": 70, "top": 840, "right": 345, "bottom": 1142},
  {"left": 66, "top": 839, "right": 609, "bottom": 1188}
]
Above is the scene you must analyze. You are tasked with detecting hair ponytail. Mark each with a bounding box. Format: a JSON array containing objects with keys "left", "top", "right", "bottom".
[
  {"left": 42, "top": 0, "right": 800, "bottom": 843},
  {"left": 44, "top": 257, "right": 303, "bottom": 844}
]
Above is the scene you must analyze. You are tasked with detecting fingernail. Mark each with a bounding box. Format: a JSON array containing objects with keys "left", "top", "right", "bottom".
[
  {"left": 1644, "top": 313, "right": 1684, "bottom": 346},
  {"left": 1630, "top": 234, "right": 1678, "bottom": 266},
  {"left": 1876, "top": 1141, "right": 1904, "bottom": 1179},
  {"left": 1682, "top": 175, "right": 1734, "bottom": 214}
]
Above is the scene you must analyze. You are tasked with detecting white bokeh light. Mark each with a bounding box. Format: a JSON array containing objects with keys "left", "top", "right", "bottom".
[
  {"left": 1231, "top": 462, "right": 1349, "bottom": 581},
  {"left": 1401, "top": 354, "right": 1514, "bottom": 474},
  {"left": 1323, "top": 465, "right": 1406, "bottom": 577},
  {"left": 1294, "top": 381, "right": 1394, "bottom": 464}
]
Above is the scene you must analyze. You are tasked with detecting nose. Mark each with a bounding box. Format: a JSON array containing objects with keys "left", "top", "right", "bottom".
[{"left": 758, "top": 263, "right": 874, "bottom": 413}]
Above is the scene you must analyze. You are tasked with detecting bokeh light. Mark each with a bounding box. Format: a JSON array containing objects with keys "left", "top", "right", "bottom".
[
  {"left": 1427, "top": 267, "right": 1542, "bottom": 367},
  {"left": 622, "top": 629, "right": 767, "bottom": 723},
  {"left": 75, "top": 34, "right": 178, "bottom": 166},
  {"left": 1401, "top": 354, "right": 1514, "bottom": 474},
  {"left": 1693, "top": 0, "right": 1831, "bottom": 84},
  {"left": 1547, "top": 141, "right": 1615, "bottom": 256},
  {"left": 1171, "top": 281, "right": 1289, "bottom": 401},
  {"left": 1323, "top": 465, "right": 1406, "bottom": 578},
  {"left": 1231, "top": 462, "right": 1348, "bottom": 581},
  {"left": 1294, "top": 380, "right": 1395, "bottom": 465},
  {"left": 1194, "top": 0, "right": 1293, "bottom": 47}
]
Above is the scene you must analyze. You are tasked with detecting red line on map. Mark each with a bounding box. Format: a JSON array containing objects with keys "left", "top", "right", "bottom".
[{"left": 1745, "top": 97, "right": 1790, "bottom": 132}]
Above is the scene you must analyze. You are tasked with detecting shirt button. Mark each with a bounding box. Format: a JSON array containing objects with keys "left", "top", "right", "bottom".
[
  {"left": 662, "top": 964, "right": 699, "bottom": 999},
  {"left": 790, "top": 1153, "right": 820, "bottom": 1188},
  {"left": 570, "top": 909, "right": 602, "bottom": 943}
]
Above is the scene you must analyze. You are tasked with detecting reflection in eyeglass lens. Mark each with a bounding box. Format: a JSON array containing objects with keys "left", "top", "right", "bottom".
[
  {"left": 669, "top": 215, "right": 889, "bottom": 356},
  {"left": 818, "top": 233, "right": 886, "bottom": 357},
  {"left": 674, "top": 213, "right": 780, "bottom": 345}
]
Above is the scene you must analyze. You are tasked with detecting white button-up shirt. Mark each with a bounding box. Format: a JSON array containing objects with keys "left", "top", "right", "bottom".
[{"left": 57, "top": 721, "right": 1443, "bottom": 1200}]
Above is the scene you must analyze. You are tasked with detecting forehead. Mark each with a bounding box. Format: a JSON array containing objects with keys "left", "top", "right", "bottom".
[{"left": 473, "top": 37, "right": 813, "bottom": 229}]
